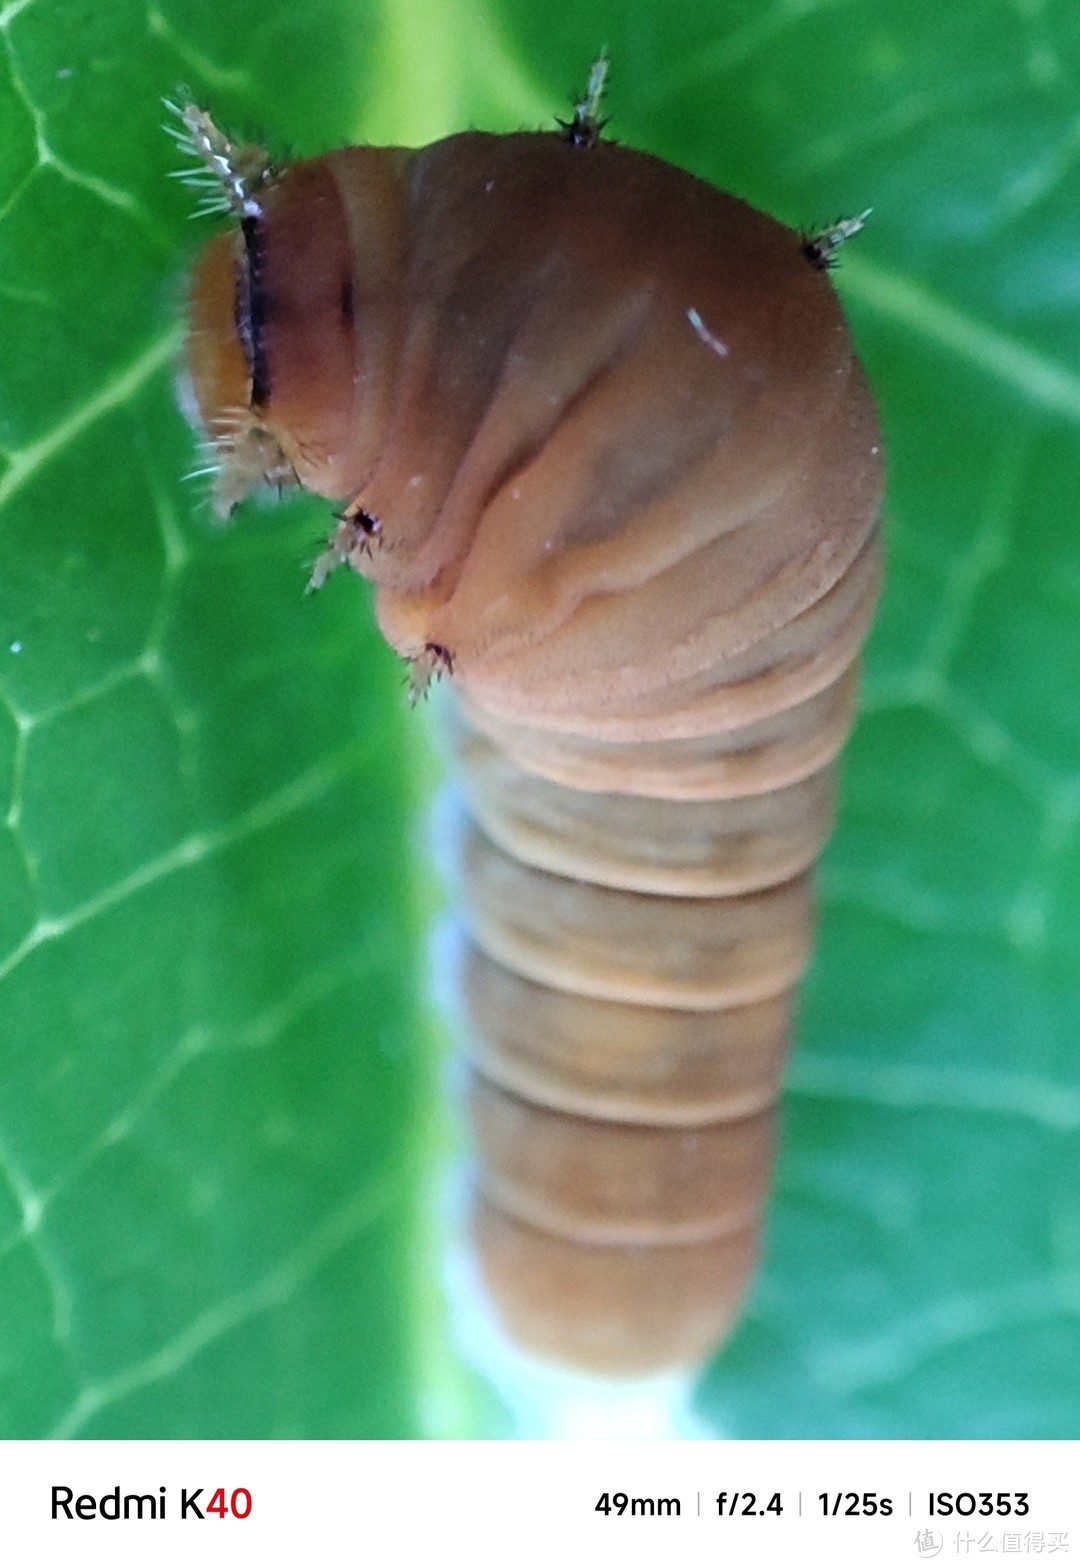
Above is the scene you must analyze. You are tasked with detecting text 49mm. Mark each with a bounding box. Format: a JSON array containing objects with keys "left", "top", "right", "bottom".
[{"left": 595, "top": 1494, "right": 680, "bottom": 1517}]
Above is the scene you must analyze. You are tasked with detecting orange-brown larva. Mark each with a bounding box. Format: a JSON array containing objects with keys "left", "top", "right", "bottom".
[{"left": 177, "top": 82, "right": 883, "bottom": 1378}]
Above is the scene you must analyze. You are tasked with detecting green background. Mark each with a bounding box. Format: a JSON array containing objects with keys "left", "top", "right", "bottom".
[{"left": 1, "top": 0, "right": 1077, "bottom": 1439}]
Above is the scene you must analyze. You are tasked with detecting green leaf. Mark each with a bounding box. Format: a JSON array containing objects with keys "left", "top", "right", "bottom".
[
  {"left": 0, "top": 0, "right": 449, "bottom": 1440},
  {"left": 2, "top": 0, "right": 1076, "bottom": 1440}
]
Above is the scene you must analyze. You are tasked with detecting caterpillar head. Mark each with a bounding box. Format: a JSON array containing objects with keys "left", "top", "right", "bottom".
[{"left": 176, "top": 102, "right": 408, "bottom": 519}]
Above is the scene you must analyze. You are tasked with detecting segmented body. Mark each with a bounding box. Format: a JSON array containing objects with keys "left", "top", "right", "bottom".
[{"left": 184, "top": 123, "right": 883, "bottom": 1374}]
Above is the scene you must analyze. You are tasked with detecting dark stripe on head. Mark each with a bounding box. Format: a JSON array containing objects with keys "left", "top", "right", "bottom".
[{"left": 236, "top": 214, "right": 272, "bottom": 409}]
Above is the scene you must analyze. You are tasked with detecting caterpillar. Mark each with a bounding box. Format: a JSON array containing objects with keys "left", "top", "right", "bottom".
[{"left": 175, "top": 66, "right": 883, "bottom": 1379}]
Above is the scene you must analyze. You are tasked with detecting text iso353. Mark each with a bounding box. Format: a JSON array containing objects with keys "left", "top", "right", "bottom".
[{"left": 929, "top": 1494, "right": 1030, "bottom": 1517}]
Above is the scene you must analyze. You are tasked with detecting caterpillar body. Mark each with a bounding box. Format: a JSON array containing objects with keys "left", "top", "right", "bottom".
[{"left": 178, "top": 87, "right": 883, "bottom": 1376}]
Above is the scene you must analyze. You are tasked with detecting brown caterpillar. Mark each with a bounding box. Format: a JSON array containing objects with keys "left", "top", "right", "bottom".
[{"left": 176, "top": 72, "right": 883, "bottom": 1378}]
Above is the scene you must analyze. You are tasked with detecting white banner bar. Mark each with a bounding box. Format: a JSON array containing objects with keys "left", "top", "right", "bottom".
[{"left": 1, "top": 1439, "right": 1075, "bottom": 1565}]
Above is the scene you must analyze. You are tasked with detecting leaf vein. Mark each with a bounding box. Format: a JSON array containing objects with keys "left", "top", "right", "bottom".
[
  {"left": 48, "top": 1178, "right": 396, "bottom": 1438},
  {"left": 0, "top": 742, "right": 368, "bottom": 983},
  {"left": 841, "top": 253, "right": 1080, "bottom": 423},
  {"left": 0, "top": 325, "right": 183, "bottom": 516}
]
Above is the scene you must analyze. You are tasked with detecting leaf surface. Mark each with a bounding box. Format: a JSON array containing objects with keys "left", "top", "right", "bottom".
[{"left": 1, "top": 0, "right": 1076, "bottom": 1439}]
